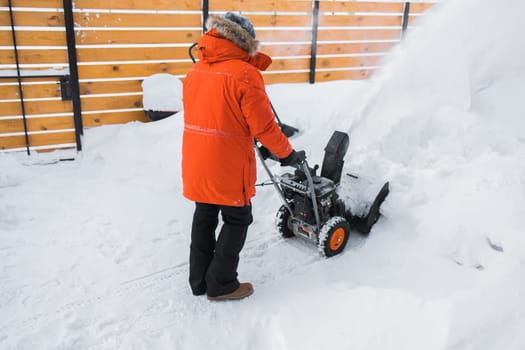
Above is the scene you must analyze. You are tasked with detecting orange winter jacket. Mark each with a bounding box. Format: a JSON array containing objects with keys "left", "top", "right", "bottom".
[{"left": 182, "top": 16, "right": 293, "bottom": 207}]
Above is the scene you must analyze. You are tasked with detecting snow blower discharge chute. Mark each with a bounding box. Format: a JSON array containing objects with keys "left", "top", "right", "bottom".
[{"left": 256, "top": 131, "right": 389, "bottom": 257}]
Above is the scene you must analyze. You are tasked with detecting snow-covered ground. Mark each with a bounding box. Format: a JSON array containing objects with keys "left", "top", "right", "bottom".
[{"left": 2, "top": 0, "right": 525, "bottom": 349}]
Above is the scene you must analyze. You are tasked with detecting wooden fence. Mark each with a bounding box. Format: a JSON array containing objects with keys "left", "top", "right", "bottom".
[{"left": 0, "top": 0, "right": 435, "bottom": 153}]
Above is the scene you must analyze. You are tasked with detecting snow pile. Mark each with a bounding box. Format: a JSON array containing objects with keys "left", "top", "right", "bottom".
[
  {"left": 1, "top": 0, "right": 525, "bottom": 349},
  {"left": 142, "top": 73, "right": 183, "bottom": 112}
]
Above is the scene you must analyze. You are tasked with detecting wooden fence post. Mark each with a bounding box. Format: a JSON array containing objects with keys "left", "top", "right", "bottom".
[
  {"left": 202, "top": 0, "right": 209, "bottom": 34},
  {"left": 309, "top": 0, "right": 320, "bottom": 84},
  {"left": 63, "top": 0, "right": 83, "bottom": 151},
  {"left": 401, "top": 2, "right": 411, "bottom": 36},
  {"left": 7, "top": 0, "right": 30, "bottom": 155}
]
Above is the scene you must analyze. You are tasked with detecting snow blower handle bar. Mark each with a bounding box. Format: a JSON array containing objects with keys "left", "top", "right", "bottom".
[{"left": 258, "top": 146, "right": 306, "bottom": 168}]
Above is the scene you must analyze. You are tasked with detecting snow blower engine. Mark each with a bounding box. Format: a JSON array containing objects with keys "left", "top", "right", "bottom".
[{"left": 256, "top": 131, "right": 389, "bottom": 257}]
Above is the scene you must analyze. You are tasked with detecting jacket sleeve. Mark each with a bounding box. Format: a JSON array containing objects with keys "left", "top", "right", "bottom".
[{"left": 240, "top": 70, "right": 293, "bottom": 159}]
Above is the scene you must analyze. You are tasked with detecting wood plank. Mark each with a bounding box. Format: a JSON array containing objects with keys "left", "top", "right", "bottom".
[
  {"left": 257, "top": 30, "right": 312, "bottom": 43},
  {"left": 78, "top": 61, "right": 193, "bottom": 79},
  {"left": 0, "top": 131, "right": 76, "bottom": 150},
  {"left": 0, "top": 48, "right": 68, "bottom": 65},
  {"left": 80, "top": 94, "right": 144, "bottom": 112},
  {"left": 0, "top": 30, "right": 65, "bottom": 46},
  {"left": 80, "top": 80, "right": 144, "bottom": 95},
  {"left": 0, "top": 99, "right": 72, "bottom": 117},
  {"left": 260, "top": 43, "right": 311, "bottom": 57},
  {"left": 315, "top": 69, "right": 375, "bottom": 82},
  {"left": 0, "top": 10, "right": 64, "bottom": 27},
  {"left": 319, "top": 2, "right": 404, "bottom": 13},
  {"left": 210, "top": 0, "right": 313, "bottom": 12},
  {"left": 0, "top": 116, "right": 74, "bottom": 133},
  {"left": 0, "top": 29, "right": 201, "bottom": 46},
  {"left": 262, "top": 71, "right": 309, "bottom": 85},
  {"left": 0, "top": 0, "right": 434, "bottom": 13},
  {"left": 0, "top": 82, "right": 62, "bottom": 99},
  {"left": 0, "top": 94, "right": 143, "bottom": 117},
  {"left": 0, "top": 0, "right": 62, "bottom": 8},
  {"left": 267, "top": 57, "right": 310, "bottom": 71},
  {"left": 73, "top": 12, "right": 201, "bottom": 28},
  {"left": 77, "top": 46, "right": 191, "bottom": 63},
  {"left": 317, "top": 29, "right": 401, "bottom": 41},
  {"left": 241, "top": 14, "right": 312, "bottom": 27},
  {"left": 409, "top": 3, "right": 435, "bottom": 13},
  {"left": 0, "top": 0, "right": 201, "bottom": 11},
  {"left": 83, "top": 110, "right": 150, "bottom": 127},
  {"left": 73, "top": 0, "right": 201, "bottom": 11},
  {"left": 319, "top": 15, "right": 402, "bottom": 27},
  {"left": 317, "top": 42, "right": 398, "bottom": 55},
  {"left": 0, "top": 118, "right": 24, "bottom": 134},
  {"left": 316, "top": 55, "right": 384, "bottom": 69},
  {"left": 76, "top": 29, "right": 202, "bottom": 45}
]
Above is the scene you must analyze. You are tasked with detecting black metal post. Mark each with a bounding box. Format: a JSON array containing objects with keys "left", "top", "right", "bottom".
[
  {"left": 62, "top": 0, "right": 83, "bottom": 151},
  {"left": 202, "top": 0, "right": 209, "bottom": 33},
  {"left": 309, "top": 0, "right": 320, "bottom": 84},
  {"left": 8, "top": 0, "right": 30, "bottom": 155},
  {"left": 401, "top": 2, "right": 411, "bottom": 36}
]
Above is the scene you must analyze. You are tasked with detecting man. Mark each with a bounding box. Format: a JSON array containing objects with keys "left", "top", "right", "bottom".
[{"left": 182, "top": 12, "right": 303, "bottom": 301}]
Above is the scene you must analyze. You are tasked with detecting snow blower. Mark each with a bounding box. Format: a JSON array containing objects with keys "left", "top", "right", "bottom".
[{"left": 256, "top": 131, "right": 389, "bottom": 257}]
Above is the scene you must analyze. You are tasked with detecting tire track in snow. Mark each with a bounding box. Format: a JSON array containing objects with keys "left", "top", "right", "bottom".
[{"left": 0, "top": 261, "right": 188, "bottom": 339}]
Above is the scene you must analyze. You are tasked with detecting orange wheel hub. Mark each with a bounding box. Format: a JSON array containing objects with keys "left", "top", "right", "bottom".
[{"left": 329, "top": 227, "right": 346, "bottom": 251}]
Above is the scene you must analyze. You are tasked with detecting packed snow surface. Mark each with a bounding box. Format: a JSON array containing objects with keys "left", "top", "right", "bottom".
[{"left": 1, "top": 0, "right": 525, "bottom": 348}]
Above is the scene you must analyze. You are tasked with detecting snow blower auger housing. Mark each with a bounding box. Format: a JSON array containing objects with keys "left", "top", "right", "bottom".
[{"left": 256, "top": 131, "right": 389, "bottom": 257}]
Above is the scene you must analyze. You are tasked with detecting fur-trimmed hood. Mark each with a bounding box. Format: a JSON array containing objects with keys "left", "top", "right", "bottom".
[{"left": 206, "top": 15, "right": 259, "bottom": 56}]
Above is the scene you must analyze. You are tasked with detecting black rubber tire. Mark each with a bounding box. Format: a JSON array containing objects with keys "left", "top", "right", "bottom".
[
  {"left": 319, "top": 216, "right": 350, "bottom": 257},
  {"left": 276, "top": 204, "right": 294, "bottom": 238}
]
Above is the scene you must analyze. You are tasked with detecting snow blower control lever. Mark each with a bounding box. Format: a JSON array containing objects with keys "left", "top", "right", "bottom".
[{"left": 256, "top": 131, "right": 389, "bottom": 257}]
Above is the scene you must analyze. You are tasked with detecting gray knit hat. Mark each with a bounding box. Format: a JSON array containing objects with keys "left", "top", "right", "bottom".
[{"left": 224, "top": 12, "right": 256, "bottom": 39}]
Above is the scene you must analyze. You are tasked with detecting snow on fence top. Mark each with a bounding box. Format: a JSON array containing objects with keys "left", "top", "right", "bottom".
[{"left": 0, "top": 0, "right": 434, "bottom": 153}]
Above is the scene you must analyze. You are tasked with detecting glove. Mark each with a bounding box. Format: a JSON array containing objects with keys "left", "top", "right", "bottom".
[
  {"left": 280, "top": 150, "right": 306, "bottom": 167},
  {"left": 258, "top": 145, "right": 272, "bottom": 160}
]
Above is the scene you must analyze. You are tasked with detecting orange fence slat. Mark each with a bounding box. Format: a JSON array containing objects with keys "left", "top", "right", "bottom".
[
  {"left": 0, "top": 0, "right": 61, "bottom": 8},
  {"left": 73, "top": 0, "right": 201, "bottom": 11},
  {"left": 0, "top": 30, "right": 64, "bottom": 46},
  {"left": 262, "top": 71, "right": 310, "bottom": 85},
  {"left": 0, "top": 48, "right": 68, "bottom": 65},
  {"left": 74, "top": 12, "right": 202, "bottom": 28},
  {"left": 77, "top": 46, "right": 191, "bottom": 63},
  {"left": 80, "top": 94, "right": 144, "bottom": 112},
  {"left": 267, "top": 57, "right": 311, "bottom": 72},
  {"left": 0, "top": 99, "right": 71, "bottom": 117},
  {"left": 76, "top": 29, "right": 202, "bottom": 45},
  {"left": 0, "top": 115, "right": 74, "bottom": 133},
  {"left": 317, "top": 42, "right": 398, "bottom": 55},
  {"left": 0, "top": 131, "right": 76, "bottom": 150},
  {"left": 319, "top": 1, "right": 404, "bottom": 13},
  {"left": 0, "top": 82, "right": 62, "bottom": 99},
  {"left": 318, "top": 15, "right": 403, "bottom": 27},
  {"left": 210, "top": 0, "right": 313, "bottom": 12},
  {"left": 316, "top": 55, "right": 384, "bottom": 69},
  {"left": 244, "top": 14, "right": 312, "bottom": 27},
  {"left": 256, "top": 29, "right": 312, "bottom": 43},
  {"left": 317, "top": 29, "right": 401, "bottom": 41},
  {"left": 78, "top": 61, "right": 193, "bottom": 80},
  {"left": 0, "top": 10, "right": 64, "bottom": 27},
  {"left": 316, "top": 69, "right": 374, "bottom": 82},
  {"left": 80, "top": 80, "right": 144, "bottom": 95},
  {"left": 83, "top": 110, "right": 149, "bottom": 128}
]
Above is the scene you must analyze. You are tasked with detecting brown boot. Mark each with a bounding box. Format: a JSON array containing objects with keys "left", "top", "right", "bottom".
[{"left": 207, "top": 282, "right": 254, "bottom": 301}]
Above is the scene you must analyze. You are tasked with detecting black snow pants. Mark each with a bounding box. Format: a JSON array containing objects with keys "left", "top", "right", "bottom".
[{"left": 189, "top": 202, "right": 253, "bottom": 297}]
